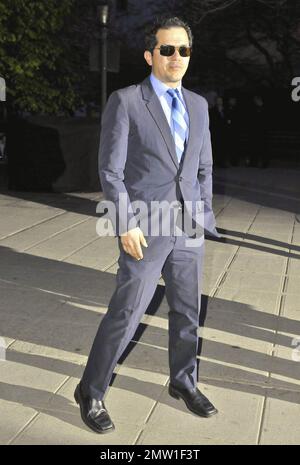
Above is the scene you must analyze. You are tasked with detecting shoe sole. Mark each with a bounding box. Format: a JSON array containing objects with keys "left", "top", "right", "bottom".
[
  {"left": 74, "top": 385, "right": 115, "bottom": 434},
  {"left": 169, "top": 386, "right": 218, "bottom": 418}
]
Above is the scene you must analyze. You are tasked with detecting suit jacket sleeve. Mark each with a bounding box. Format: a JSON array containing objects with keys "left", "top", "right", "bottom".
[
  {"left": 197, "top": 101, "right": 220, "bottom": 238},
  {"left": 98, "top": 90, "right": 138, "bottom": 236}
]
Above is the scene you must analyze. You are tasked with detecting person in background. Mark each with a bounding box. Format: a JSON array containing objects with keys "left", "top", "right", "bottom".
[
  {"left": 246, "top": 95, "right": 269, "bottom": 168},
  {"left": 225, "top": 96, "right": 241, "bottom": 166},
  {"left": 210, "top": 95, "right": 229, "bottom": 168}
]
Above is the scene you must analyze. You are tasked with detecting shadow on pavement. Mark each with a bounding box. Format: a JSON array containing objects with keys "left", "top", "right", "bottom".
[{"left": 0, "top": 244, "right": 299, "bottom": 431}]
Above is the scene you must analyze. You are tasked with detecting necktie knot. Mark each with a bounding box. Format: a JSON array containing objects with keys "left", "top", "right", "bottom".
[{"left": 167, "top": 88, "right": 179, "bottom": 99}]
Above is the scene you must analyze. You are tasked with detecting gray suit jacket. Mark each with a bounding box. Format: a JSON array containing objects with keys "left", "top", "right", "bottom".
[{"left": 99, "top": 76, "right": 219, "bottom": 254}]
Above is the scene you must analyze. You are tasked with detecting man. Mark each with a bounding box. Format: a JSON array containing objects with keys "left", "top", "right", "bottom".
[{"left": 74, "top": 16, "right": 219, "bottom": 434}]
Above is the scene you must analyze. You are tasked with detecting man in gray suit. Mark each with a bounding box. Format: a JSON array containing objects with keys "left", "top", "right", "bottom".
[{"left": 74, "top": 16, "right": 219, "bottom": 434}]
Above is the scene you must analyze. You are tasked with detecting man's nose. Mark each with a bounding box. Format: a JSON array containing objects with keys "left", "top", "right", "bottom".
[{"left": 170, "top": 48, "right": 181, "bottom": 59}]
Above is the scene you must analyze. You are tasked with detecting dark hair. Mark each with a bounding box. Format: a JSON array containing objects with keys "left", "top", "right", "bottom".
[{"left": 144, "top": 16, "right": 193, "bottom": 53}]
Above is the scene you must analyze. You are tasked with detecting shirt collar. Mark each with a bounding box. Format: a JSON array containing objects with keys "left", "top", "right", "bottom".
[{"left": 150, "top": 73, "right": 182, "bottom": 98}]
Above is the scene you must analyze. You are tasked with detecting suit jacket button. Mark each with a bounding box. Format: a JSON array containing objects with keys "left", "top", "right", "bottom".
[{"left": 179, "top": 176, "right": 183, "bottom": 181}]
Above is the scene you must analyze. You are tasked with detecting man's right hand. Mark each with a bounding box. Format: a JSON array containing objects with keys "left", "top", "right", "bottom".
[{"left": 120, "top": 227, "right": 148, "bottom": 260}]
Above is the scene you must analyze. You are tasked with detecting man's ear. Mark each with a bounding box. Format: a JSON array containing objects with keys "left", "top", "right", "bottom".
[{"left": 144, "top": 50, "right": 153, "bottom": 66}]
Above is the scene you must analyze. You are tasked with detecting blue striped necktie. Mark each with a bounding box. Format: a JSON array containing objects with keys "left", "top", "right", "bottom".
[{"left": 167, "top": 88, "right": 188, "bottom": 163}]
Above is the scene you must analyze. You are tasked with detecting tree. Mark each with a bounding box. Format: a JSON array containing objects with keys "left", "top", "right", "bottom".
[
  {"left": 180, "top": 0, "right": 300, "bottom": 89},
  {"left": 0, "top": 0, "right": 88, "bottom": 114},
  {"left": 114, "top": 0, "right": 300, "bottom": 91}
]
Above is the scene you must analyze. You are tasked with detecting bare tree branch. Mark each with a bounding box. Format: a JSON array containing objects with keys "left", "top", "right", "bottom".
[{"left": 192, "top": 0, "right": 241, "bottom": 24}]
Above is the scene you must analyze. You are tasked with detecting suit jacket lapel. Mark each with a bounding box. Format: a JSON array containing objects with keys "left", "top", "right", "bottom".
[{"left": 141, "top": 77, "right": 179, "bottom": 170}]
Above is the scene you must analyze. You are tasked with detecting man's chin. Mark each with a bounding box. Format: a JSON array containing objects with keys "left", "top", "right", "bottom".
[{"left": 167, "top": 73, "right": 185, "bottom": 82}]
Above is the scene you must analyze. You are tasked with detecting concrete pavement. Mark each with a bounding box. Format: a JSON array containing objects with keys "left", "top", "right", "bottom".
[{"left": 0, "top": 166, "right": 299, "bottom": 445}]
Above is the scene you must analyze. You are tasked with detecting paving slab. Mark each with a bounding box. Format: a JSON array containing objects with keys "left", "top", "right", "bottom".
[
  {"left": 259, "top": 391, "right": 300, "bottom": 445},
  {"left": 220, "top": 271, "right": 284, "bottom": 293},
  {"left": 0, "top": 212, "right": 89, "bottom": 251},
  {"left": 0, "top": 399, "right": 38, "bottom": 445},
  {"left": 138, "top": 382, "right": 263, "bottom": 445}
]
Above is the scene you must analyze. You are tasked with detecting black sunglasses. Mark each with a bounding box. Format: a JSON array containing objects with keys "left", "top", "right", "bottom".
[{"left": 154, "top": 45, "right": 192, "bottom": 57}]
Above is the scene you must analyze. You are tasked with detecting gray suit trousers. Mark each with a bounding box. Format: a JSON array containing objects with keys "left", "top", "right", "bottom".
[{"left": 81, "top": 232, "right": 204, "bottom": 401}]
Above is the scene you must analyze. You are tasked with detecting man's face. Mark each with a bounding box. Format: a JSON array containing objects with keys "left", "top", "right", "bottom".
[{"left": 144, "top": 27, "right": 190, "bottom": 87}]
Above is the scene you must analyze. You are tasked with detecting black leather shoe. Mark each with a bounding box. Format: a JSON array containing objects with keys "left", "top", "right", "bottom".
[
  {"left": 169, "top": 383, "right": 218, "bottom": 417},
  {"left": 74, "top": 383, "right": 115, "bottom": 434}
]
